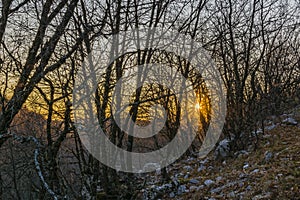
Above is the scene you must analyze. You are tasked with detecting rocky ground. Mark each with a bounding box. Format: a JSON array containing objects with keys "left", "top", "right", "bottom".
[{"left": 136, "top": 106, "right": 300, "bottom": 200}]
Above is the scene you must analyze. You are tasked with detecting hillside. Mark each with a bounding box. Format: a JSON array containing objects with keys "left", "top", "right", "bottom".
[{"left": 137, "top": 107, "right": 300, "bottom": 200}]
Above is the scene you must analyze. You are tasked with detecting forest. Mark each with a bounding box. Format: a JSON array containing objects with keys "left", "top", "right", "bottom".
[{"left": 0, "top": 0, "right": 299, "bottom": 199}]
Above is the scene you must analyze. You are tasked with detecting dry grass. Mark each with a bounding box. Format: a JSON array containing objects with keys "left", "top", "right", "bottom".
[{"left": 161, "top": 113, "right": 300, "bottom": 199}]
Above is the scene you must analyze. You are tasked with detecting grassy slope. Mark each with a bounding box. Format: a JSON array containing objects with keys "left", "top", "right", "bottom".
[{"left": 164, "top": 109, "right": 300, "bottom": 199}]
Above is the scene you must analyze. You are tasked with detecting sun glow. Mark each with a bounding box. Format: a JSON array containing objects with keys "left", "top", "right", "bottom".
[{"left": 195, "top": 103, "right": 201, "bottom": 110}]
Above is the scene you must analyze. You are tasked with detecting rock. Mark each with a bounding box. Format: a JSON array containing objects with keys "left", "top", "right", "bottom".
[
  {"left": 155, "top": 168, "right": 161, "bottom": 175},
  {"left": 197, "top": 164, "right": 206, "bottom": 172},
  {"left": 239, "top": 173, "right": 247, "bottom": 178},
  {"left": 199, "top": 185, "right": 205, "bottom": 190},
  {"left": 184, "top": 174, "right": 189, "bottom": 179},
  {"left": 143, "top": 190, "right": 157, "bottom": 200},
  {"left": 177, "top": 172, "right": 184, "bottom": 177},
  {"left": 150, "top": 185, "right": 156, "bottom": 189},
  {"left": 243, "top": 163, "right": 250, "bottom": 170},
  {"left": 262, "top": 134, "right": 271, "bottom": 138},
  {"left": 215, "top": 176, "right": 222, "bottom": 182},
  {"left": 250, "top": 169, "right": 259, "bottom": 174},
  {"left": 227, "top": 191, "right": 236, "bottom": 198},
  {"left": 265, "top": 123, "right": 276, "bottom": 130},
  {"left": 282, "top": 117, "right": 298, "bottom": 125},
  {"left": 186, "top": 156, "right": 195, "bottom": 162},
  {"left": 189, "top": 179, "right": 200, "bottom": 184},
  {"left": 210, "top": 179, "right": 246, "bottom": 195},
  {"left": 171, "top": 176, "right": 179, "bottom": 186},
  {"left": 160, "top": 183, "right": 172, "bottom": 190},
  {"left": 246, "top": 185, "right": 252, "bottom": 191},
  {"left": 252, "top": 192, "right": 272, "bottom": 200},
  {"left": 238, "top": 191, "right": 246, "bottom": 198},
  {"left": 172, "top": 177, "right": 179, "bottom": 186},
  {"left": 204, "top": 179, "right": 215, "bottom": 187},
  {"left": 264, "top": 151, "right": 273, "bottom": 162},
  {"left": 183, "top": 165, "right": 193, "bottom": 171},
  {"left": 169, "top": 192, "right": 175, "bottom": 198},
  {"left": 199, "top": 158, "right": 209, "bottom": 164},
  {"left": 215, "top": 139, "right": 231, "bottom": 160},
  {"left": 210, "top": 187, "right": 222, "bottom": 194},
  {"left": 264, "top": 141, "right": 270, "bottom": 147},
  {"left": 252, "top": 128, "right": 263, "bottom": 136},
  {"left": 189, "top": 186, "right": 198, "bottom": 192},
  {"left": 177, "top": 185, "right": 186, "bottom": 195}
]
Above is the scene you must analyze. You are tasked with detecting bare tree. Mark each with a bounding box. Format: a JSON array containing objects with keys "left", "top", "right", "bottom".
[{"left": 0, "top": 0, "right": 81, "bottom": 146}]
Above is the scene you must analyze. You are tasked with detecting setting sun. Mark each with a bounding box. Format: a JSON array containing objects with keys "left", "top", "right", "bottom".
[{"left": 195, "top": 103, "right": 201, "bottom": 110}]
